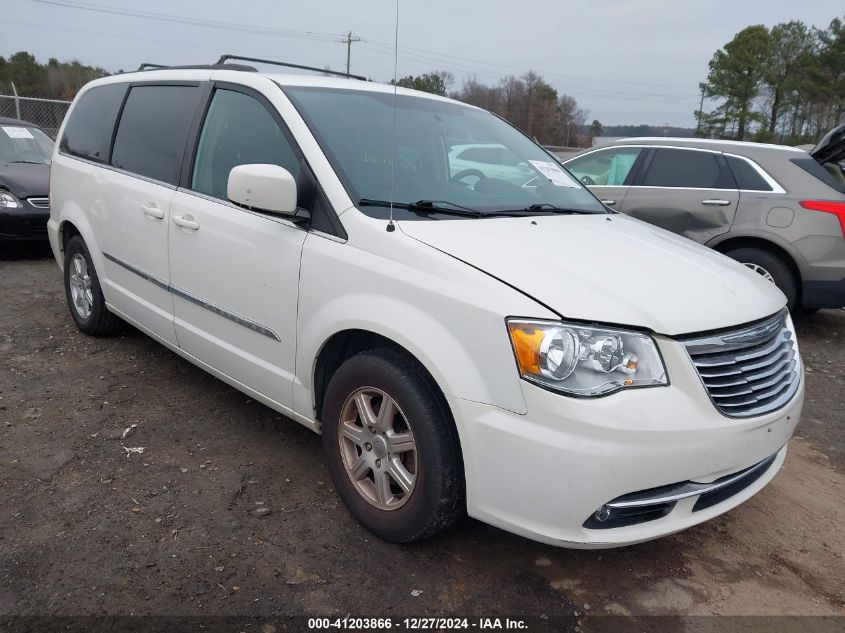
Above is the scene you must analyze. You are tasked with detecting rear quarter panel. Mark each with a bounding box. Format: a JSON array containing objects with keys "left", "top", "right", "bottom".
[
  {"left": 48, "top": 154, "right": 97, "bottom": 273},
  {"left": 716, "top": 151, "right": 845, "bottom": 282}
]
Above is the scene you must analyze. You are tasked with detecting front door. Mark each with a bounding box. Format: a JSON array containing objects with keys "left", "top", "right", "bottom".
[{"left": 168, "top": 86, "right": 307, "bottom": 408}]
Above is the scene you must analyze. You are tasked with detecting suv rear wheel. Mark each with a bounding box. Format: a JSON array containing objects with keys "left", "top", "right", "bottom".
[
  {"left": 63, "top": 235, "right": 123, "bottom": 335},
  {"left": 725, "top": 246, "right": 798, "bottom": 311},
  {"left": 321, "top": 348, "right": 465, "bottom": 542}
]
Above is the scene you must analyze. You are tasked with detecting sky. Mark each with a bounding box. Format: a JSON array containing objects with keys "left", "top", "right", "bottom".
[{"left": 4, "top": 0, "right": 844, "bottom": 127}]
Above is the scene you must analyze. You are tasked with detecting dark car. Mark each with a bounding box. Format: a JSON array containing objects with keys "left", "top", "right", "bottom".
[{"left": 0, "top": 117, "right": 54, "bottom": 241}]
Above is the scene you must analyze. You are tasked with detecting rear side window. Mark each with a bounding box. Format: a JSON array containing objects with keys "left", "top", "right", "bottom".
[
  {"left": 725, "top": 155, "right": 773, "bottom": 191},
  {"left": 60, "top": 83, "right": 126, "bottom": 162},
  {"left": 642, "top": 148, "right": 735, "bottom": 189},
  {"left": 191, "top": 88, "right": 300, "bottom": 200},
  {"left": 111, "top": 85, "right": 201, "bottom": 185}
]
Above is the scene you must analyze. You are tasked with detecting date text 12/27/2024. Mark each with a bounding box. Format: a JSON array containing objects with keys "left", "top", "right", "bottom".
[{"left": 307, "top": 617, "right": 529, "bottom": 630}]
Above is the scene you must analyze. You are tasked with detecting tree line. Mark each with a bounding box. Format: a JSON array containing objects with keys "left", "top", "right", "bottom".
[
  {"left": 0, "top": 51, "right": 107, "bottom": 101},
  {"left": 699, "top": 15, "right": 845, "bottom": 143}
]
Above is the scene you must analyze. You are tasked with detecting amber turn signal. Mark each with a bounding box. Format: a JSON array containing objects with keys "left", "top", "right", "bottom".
[{"left": 507, "top": 322, "right": 544, "bottom": 375}]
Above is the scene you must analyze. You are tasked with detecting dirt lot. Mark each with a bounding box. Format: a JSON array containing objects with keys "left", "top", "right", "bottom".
[{"left": 1, "top": 244, "right": 843, "bottom": 625}]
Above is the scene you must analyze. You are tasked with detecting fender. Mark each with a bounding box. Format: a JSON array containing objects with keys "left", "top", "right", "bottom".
[
  {"left": 293, "top": 292, "right": 509, "bottom": 419},
  {"left": 292, "top": 227, "right": 556, "bottom": 419}
]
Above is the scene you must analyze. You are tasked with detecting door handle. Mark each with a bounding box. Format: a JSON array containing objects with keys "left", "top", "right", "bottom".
[
  {"left": 600, "top": 199, "right": 616, "bottom": 206},
  {"left": 701, "top": 199, "right": 731, "bottom": 206},
  {"left": 172, "top": 214, "right": 200, "bottom": 230},
  {"left": 140, "top": 202, "right": 164, "bottom": 219}
]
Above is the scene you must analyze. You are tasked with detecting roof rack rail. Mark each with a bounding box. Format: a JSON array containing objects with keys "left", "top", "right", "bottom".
[
  {"left": 216, "top": 54, "right": 367, "bottom": 81},
  {"left": 135, "top": 62, "right": 258, "bottom": 72}
]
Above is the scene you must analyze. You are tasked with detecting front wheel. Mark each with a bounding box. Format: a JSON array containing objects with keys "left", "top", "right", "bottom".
[
  {"left": 322, "top": 348, "right": 465, "bottom": 542},
  {"left": 724, "top": 246, "right": 799, "bottom": 311}
]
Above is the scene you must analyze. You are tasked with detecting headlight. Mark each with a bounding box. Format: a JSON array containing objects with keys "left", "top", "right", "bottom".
[
  {"left": 0, "top": 192, "right": 21, "bottom": 208},
  {"left": 507, "top": 319, "right": 668, "bottom": 397}
]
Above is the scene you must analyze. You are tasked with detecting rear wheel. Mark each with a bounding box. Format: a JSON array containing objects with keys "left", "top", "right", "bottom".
[
  {"left": 63, "top": 236, "right": 123, "bottom": 335},
  {"left": 724, "top": 246, "right": 799, "bottom": 311},
  {"left": 322, "top": 348, "right": 465, "bottom": 542}
]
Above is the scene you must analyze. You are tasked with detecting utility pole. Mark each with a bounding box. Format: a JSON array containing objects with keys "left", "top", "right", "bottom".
[{"left": 341, "top": 31, "right": 361, "bottom": 75}]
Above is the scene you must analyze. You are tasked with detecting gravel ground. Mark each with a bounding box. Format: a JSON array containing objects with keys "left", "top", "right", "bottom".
[{"left": 1, "top": 243, "right": 843, "bottom": 624}]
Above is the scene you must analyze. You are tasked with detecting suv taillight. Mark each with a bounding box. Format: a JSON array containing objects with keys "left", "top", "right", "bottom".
[{"left": 800, "top": 200, "right": 845, "bottom": 238}]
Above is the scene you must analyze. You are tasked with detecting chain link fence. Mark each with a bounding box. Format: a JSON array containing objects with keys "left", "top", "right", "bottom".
[{"left": 0, "top": 95, "right": 72, "bottom": 137}]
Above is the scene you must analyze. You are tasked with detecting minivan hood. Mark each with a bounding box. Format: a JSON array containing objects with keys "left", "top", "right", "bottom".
[
  {"left": 0, "top": 162, "right": 50, "bottom": 199},
  {"left": 811, "top": 123, "right": 845, "bottom": 165},
  {"left": 399, "top": 214, "right": 785, "bottom": 336}
]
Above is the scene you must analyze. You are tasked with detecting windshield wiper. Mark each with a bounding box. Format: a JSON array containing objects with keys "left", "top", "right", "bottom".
[
  {"left": 521, "top": 203, "right": 605, "bottom": 214},
  {"left": 7, "top": 160, "right": 48, "bottom": 165},
  {"left": 358, "top": 198, "right": 483, "bottom": 217}
]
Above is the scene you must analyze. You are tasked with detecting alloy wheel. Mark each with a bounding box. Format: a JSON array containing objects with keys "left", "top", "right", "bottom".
[
  {"left": 338, "top": 387, "right": 418, "bottom": 510},
  {"left": 69, "top": 253, "right": 94, "bottom": 319},
  {"left": 743, "top": 262, "right": 775, "bottom": 283}
]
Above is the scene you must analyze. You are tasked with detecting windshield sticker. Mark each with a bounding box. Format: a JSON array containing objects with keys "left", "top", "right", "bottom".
[
  {"left": 528, "top": 160, "right": 580, "bottom": 187},
  {"left": 2, "top": 126, "right": 35, "bottom": 139}
]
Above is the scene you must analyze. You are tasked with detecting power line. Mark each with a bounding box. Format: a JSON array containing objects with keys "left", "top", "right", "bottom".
[
  {"left": 26, "top": 0, "right": 700, "bottom": 115},
  {"left": 358, "top": 40, "right": 698, "bottom": 99},
  {"left": 360, "top": 44, "right": 698, "bottom": 101},
  {"left": 32, "top": 0, "right": 343, "bottom": 42},
  {"left": 34, "top": 0, "right": 700, "bottom": 95},
  {"left": 361, "top": 37, "right": 697, "bottom": 91}
]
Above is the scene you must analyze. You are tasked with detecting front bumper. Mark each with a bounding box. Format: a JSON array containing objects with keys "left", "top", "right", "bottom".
[
  {"left": 0, "top": 202, "right": 50, "bottom": 240},
  {"left": 449, "top": 334, "right": 803, "bottom": 548}
]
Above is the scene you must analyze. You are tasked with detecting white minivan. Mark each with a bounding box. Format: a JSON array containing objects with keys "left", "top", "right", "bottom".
[{"left": 47, "top": 59, "right": 804, "bottom": 548}]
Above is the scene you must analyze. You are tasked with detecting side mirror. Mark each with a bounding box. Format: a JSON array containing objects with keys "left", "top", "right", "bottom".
[{"left": 227, "top": 164, "right": 298, "bottom": 215}]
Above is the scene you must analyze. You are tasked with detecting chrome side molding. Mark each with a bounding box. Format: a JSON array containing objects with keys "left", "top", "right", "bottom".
[{"left": 102, "top": 251, "right": 281, "bottom": 342}]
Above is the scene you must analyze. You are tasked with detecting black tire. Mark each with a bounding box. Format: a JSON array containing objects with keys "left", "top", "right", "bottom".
[
  {"left": 63, "top": 235, "right": 123, "bottom": 335},
  {"left": 724, "top": 246, "right": 799, "bottom": 311},
  {"left": 322, "top": 348, "right": 465, "bottom": 543}
]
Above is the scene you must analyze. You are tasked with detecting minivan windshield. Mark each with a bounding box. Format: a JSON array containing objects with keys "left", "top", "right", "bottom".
[
  {"left": 0, "top": 124, "right": 54, "bottom": 164},
  {"left": 283, "top": 86, "right": 606, "bottom": 217}
]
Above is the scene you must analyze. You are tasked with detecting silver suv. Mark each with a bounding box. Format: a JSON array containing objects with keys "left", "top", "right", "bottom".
[{"left": 564, "top": 128, "right": 845, "bottom": 311}]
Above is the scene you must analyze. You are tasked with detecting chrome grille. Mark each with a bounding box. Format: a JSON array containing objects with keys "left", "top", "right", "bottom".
[
  {"left": 27, "top": 197, "right": 50, "bottom": 209},
  {"left": 681, "top": 310, "right": 800, "bottom": 418}
]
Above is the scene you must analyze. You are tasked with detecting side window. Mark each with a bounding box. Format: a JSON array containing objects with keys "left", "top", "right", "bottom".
[
  {"left": 726, "top": 155, "right": 773, "bottom": 191},
  {"left": 191, "top": 89, "right": 301, "bottom": 201},
  {"left": 641, "top": 148, "right": 734, "bottom": 189},
  {"left": 60, "top": 83, "right": 126, "bottom": 162},
  {"left": 111, "top": 85, "right": 201, "bottom": 185},
  {"left": 565, "top": 147, "right": 642, "bottom": 186}
]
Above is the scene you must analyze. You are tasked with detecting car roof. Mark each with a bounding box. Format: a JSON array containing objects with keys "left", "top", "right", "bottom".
[{"left": 610, "top": 136, "right": 806, "bottom": 156}]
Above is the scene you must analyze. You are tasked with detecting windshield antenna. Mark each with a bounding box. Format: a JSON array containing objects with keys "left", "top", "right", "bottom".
[{"left": 386, "top": 0, "right": 399, "bottom": 232}]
